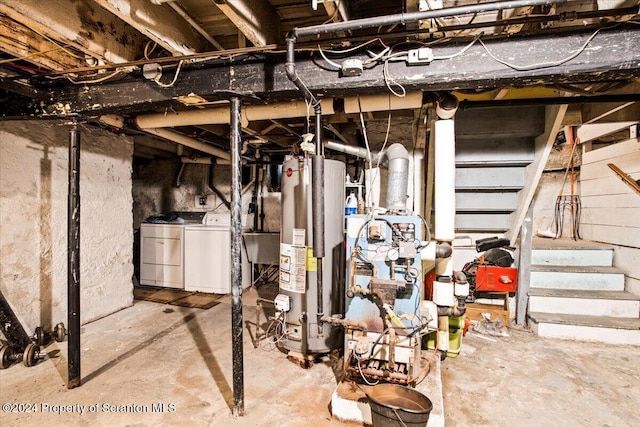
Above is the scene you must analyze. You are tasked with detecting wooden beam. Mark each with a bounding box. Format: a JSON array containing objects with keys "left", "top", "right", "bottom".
[
  {"left": 323, "top": 0, "right": 349, "bottom": 23},
  {"left": 508, "top": 104, "right": 568, "bottom": 245},
  {"left": 0, "top": 0, "right": 145, "bottom": 64},
  {"left": 212, "top": 0, "right": 280, "bottom": 46},
  {"left": 18, "top": 28, "right": 640, "bottom": 116},
  {"left": 93, "top": 0, "right": 208, "bottom": 56}
]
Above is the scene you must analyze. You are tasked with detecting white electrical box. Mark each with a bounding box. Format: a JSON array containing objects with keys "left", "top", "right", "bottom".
[{"left": 274, "top": 294, "right": 291, "bottom": 312}]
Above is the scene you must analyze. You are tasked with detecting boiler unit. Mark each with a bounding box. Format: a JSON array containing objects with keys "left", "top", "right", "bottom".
[
  {"left": 342, "top": 214, "right": 431, "bottom": 385},
  {"left": 275, "top": 156, "right": 345, "bottom": 359}
]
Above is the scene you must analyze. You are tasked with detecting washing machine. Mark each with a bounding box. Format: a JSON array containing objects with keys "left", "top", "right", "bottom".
[{"left": 184, "top": 213, "right": 251, "bottom": 294}]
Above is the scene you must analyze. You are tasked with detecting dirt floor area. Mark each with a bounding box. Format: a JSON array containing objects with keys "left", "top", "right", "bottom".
[{"left": 441, "top": 326, "right": 640, "bottom": 427}]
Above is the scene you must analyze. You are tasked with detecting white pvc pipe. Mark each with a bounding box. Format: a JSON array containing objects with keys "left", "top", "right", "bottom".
[
  {"left": 135, "top": 98, "right": 335, "bottom": 129},
  {"left": 343, "top": 92, "right": 422, "bottom": 113},
  {"left": 99, "top": 114, "right": 125, "bottom": 128},
  {"left": 145, "top": 128, "right": 230, "bottom": 160},
  {"left": 434, "top": 119, "right": 456, "bottom": 242}
]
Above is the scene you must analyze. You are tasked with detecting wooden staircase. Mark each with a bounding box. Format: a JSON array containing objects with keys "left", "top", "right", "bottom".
[{"left": 527, "top": 238, "right": 640, "bottom": 345}]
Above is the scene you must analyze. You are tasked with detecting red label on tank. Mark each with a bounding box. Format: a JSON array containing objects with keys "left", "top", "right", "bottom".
[{"left": 286, "top": 167, "right": 293, "bottom": 177}]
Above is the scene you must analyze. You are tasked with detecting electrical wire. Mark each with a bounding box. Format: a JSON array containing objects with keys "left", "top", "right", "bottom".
[
  {"left": 153, "top": 60, "right": 185, "bottom": 88},
  {"left": 432, "top": 33, "right": 482, "bottom": 60},
  {"left": 317, "top": 45, "right": 341, "bottom": 69},
  {"left": 357, "top": 97, "right": 373, "bottom": 171},
  {"left": 0, "top": 45, "right": 68, "bottom": 65},
  {"left": 3, "top": 15, "right": 85, "bottom": 60},
  {"left": 321, "top": 38, "right": 386, "bottom": 54},
  {"left": 477, "top": 26, "right": 604, "bottom": 71},
  {"left": 65, "top": 69, "right": 123, "bottom": 84}
]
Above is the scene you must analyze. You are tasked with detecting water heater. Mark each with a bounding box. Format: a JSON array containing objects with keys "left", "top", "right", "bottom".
[{"left": 277, "top": 156, "right": 345, "bottom": 356}]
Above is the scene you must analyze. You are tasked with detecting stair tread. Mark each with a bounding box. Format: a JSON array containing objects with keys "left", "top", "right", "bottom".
[
  {"left": 532, "top": 238, "right": 614, "bottom": 250},
  {"left": 528, "top": 312, "right": 640, "bottom": 330},
  {"left": 530, "top": 265, "right": 625, "bottom": 274},
  {"left": 528, "top": 288, "right": 640, "bottom": 301}
]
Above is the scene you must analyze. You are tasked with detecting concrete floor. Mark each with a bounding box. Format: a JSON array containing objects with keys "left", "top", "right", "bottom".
[{"left": 2, "top": 287, "right": 639, "bottom": 427}]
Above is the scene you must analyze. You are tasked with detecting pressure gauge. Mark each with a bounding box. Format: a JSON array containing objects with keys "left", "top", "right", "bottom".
[{"left": 387, "top": 247, "right": 400, "bottom": 261}]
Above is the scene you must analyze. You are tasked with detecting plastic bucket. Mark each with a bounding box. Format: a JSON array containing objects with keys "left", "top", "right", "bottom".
[{"left": 367, "top": 384, "right": 433, "bottom": 427}]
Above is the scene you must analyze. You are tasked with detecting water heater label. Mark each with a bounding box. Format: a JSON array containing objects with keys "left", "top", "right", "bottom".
[
  {"left": 292, "top": 228, "right": 306, "bottom": 246},
  {"left": 279, "top": 243, "right": 306, "bottom": 293}
]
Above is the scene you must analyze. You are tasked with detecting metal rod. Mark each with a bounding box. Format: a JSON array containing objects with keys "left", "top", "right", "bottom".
[
  {"left": 312, "top": 152, "right": 324, "bottom": 337},
  {"left": 460, "top": 94, "right": 640, "bottom": 109},
  {"left": 68, "top": 125, "right": 81, "bottom": 389},
  {"left": 294, "top": 0, "right": 568, "bottom": 38},
  {"left": 230, "top": 97, "right": 244, "bottom": 416}
]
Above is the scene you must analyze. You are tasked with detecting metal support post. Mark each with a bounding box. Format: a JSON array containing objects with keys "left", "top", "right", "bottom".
[
  {"left": 68, "top": 125, "right": 81, "bottom": 388},
  {"left": 230, "top": 97, "right": 244, "bottom": 416}
]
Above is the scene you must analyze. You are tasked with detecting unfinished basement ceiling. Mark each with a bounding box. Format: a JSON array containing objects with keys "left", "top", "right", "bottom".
[{"left": 0, "top": 0, "right": 639, "bottom": 160}]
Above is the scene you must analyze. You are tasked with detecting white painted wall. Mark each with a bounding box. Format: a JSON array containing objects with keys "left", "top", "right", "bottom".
[
  {"left": 580, "top": 137, "right": 640, "bottom": 296},
  {"left": 0, "top": 121, "right": 134, "bottom": 332}
]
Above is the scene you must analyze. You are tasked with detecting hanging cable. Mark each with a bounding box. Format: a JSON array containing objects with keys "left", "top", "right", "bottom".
[{"left": 478, "top": 26, "right": 605, "bottom": 71}]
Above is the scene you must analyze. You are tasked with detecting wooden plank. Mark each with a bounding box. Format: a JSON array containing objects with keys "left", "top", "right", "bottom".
[
  {"left": 581, "top": 207, "right": 640, "bottom": 228},
  {"left": 0, "top": 0, "right": 145, "bottom": 64},
  {"left": 580, "top": 152, "right": 640, "bottom": 180},
  {"left": 581, "top": 175, "right": 639, "bottom": 197},
  {"left": 93, "top": 0, "right": 207, "bottom": 56},
  {"left": 583, "top": 138, "right": 640, "bottom": 164},
  {"left": 581, "top": 224, "right": 640, "bottom": 248},
  {"left": 581, "top": 194, "right": 640, "bottom": 209},
  {"left": 577, "top": 121, "right": 637, "bottom": 144},
  {"left": 0, "top": 16, "right": 83, "bottom": 71}
]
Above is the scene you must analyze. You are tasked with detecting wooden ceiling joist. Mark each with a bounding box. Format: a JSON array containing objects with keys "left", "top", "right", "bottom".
[
  {"left": 0, "top": 0, "right": 145, "bottom": 66},
  {"left": 212, "top": 0, "right": 281, "bottom": 47},
  {"left": 93, "top": 0, "right": 209, "bottom": 56}
]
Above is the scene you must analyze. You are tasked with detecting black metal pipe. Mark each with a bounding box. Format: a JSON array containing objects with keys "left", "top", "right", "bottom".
[
  {"left": 230, "top": 97, "right": 244, "bottom": 416},
  {"left": 251, "top": 164, "right": 260, "bottom": 231},
  {"left": 286, "top": 35, "right": 327, "bottom": 335},
  {"left": 293, "top": 0, "right": 568, "bottom": 38},
  {"left": 285, "top": 37, "right": 320, "bottom": 110},
  {"left": 68, "top": 125, "right": 81, "bottom": 389},
  {"left": 0, "top": 290, "right": 33, "bottom": 351},
  {"left": 460, "top": 93, "right": 640, "bottom": 109}
]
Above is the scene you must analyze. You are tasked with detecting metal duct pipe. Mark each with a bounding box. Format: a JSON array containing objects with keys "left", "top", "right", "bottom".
[
  {"left": 385, "top": 143, "right": 410, "bottom": 213},
  {"left": 293, "top": 0, "right": 568, "bottom": 38},
  {"left": 144, "top": 128, "right": 230, "bottom": 160},
  {"left": 324, "top": 140, "right": 388, "bottom": 164}
]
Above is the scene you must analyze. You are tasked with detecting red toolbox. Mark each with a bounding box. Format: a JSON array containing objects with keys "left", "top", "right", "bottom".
[{"left": 475, "top": 265, "right": 518, "bottom": 292}]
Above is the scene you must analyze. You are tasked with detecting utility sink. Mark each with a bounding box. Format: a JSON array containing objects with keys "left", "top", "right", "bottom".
[{"left": 243, "top": 232, "right": 280, "bottom": 264}]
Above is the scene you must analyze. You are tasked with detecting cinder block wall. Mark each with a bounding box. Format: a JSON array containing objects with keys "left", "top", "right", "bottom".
[
  {"left": 0, "top": 121, "right": 134, "bottom": 332},
  {"left": 132, "top": 159, "right": 281, "bottom": 231}
]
